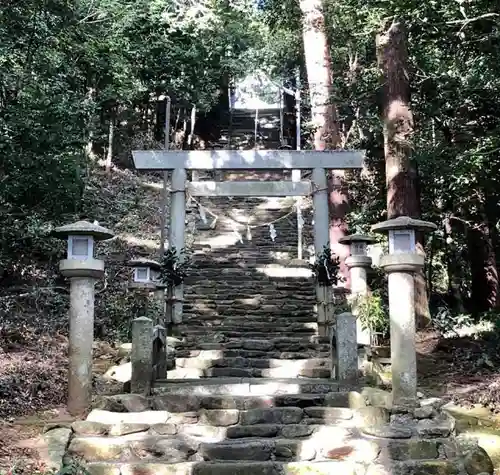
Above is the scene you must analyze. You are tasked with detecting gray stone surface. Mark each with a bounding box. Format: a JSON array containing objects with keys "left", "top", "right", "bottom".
[
  {"left": 416, "top": 418, "right": 453, "bottom": 437},
  {"left": 43, "top": 428, "right": 72, "bottom": 471},
  {"left": 463, "top": 446, "right": 494, "bottom": 475},
  {"left": 226, "top": 425, "right": 280, "bottom": 438},
  {"left": 199, "top": 409, "right": 239, "bottom": 426},
  {"left": 361, "top": 424, "right": 413, "bottom": 439},
  {"left": 68, "top": 276, "right": 97, "bottom": 416},
  {"left": 72, "top": 421, "right": 108, "bottom": 436},
  {"left": 335, "top": 312, "right": 358, "bottom": 382},
  {"left": 200, "top": 441, "right": 273, "bottom": 461},
  {"left": 240, "top": 408, "right": 303, "bottom": 425},
  {"left": 108, "top": 423, "right": 150, "bottom": 436},
  {"left": 131, "top": 316, "right": 153, "bottom": 394}
]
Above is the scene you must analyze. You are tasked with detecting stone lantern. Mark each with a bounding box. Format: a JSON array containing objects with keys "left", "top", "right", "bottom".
[
  {"left": 52, "top": 220, "right": 114, "bottom": 416},
  {"left": 371, "top": 216, "right": 436, "bottom": 408},
  {"left": 128, "top": 258, "right": 167, "bottom": 386},
  {"left": 128, "top": 257, "right": 163, "bottom": 291},
  {"left": 339, "top": 234, "right": 376, "bottom": 346}
]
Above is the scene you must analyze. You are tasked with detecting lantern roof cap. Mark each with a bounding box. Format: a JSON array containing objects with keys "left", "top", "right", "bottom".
[
  {"left": 52, "top": 220, "right": 114, "bottom": 240},
  {"left": 339, "top": 233, "right": 377, "bottom": 245},
  {"left": 128, "top": 257, "right": 162, "bottom": 270},
  {"left": 371, "top": 216, "right": 437, "bottom": 234}
]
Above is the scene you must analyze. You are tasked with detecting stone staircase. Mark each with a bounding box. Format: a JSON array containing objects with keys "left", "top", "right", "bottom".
[
  {"left": 219, "top": 108, "right": 283, "bottom": 150},
  {"left": 169, "top": 191, "right": 329, "bottom": 380},
  {"left": 167, "top": 105, "right": 329, "bottom": 380},
  {"left": 65, "top": 385, "right": 483, "bottom": 475}
]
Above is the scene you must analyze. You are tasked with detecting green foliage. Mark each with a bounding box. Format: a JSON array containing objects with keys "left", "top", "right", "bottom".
[
  {"left": 310, "top": 245, "right": 343, "bottom": 287},
  {"left": 357, "top": 292, "right": 389, "bottom": 340},
  {"left": 159, "top": 247, "right": 192, "bottom": 287}
]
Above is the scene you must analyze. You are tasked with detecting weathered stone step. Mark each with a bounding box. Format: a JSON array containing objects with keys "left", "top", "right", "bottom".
[
  {"left": 175, "top": 357, "right": 329, "bottom": 370},
  {"left": 166, "top": 367, "right": 330, "bottom": 379},
  {"left": 175, "top": 349, "right": 330, "bottom": 359},
  {"left": 154, "top": 378, "right": 354, "bottom": 396},
  {"left": 180, "top": 325, "right": 317, "bottom": 334},
  {"left": 177, "top": 338, "right": 330, "bottom": 353},
  {"left": 84, "top": 457, "right": 462, "bottom": 475},
  {"left": 179, "top": 334, "right": 318, "bottom": 343},
  {"left": 180, "top": 312, "right": 316, "bottom": 321},
  {"left": 178, "top": 322, "right": 317, "bottom": 331},
  {"left": 181, "top": 316, "right": 317, "bottom": 325},
  {"left": 182, "top": 304, "right": 316, "bottom": 312},
  {"left": 189, "top": 257, "right": 312, "bottom": 266},
  {"left": 94, "top": 392, "right": 352, "bottom": 414},
  {"left": 184, "top": 292, "right": 315, "bottom": 300}
]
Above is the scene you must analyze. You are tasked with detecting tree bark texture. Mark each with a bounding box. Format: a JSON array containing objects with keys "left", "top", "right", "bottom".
[
  {"left": 467, "top": 210, "right": 499, "bottom": 313},
  {"left": 376, "top": 21, "right": 430, "bottom": 328},
  {"left": 105, "top": 108, "right": 115, "bottom": 174},
  {"left": 299, "top": 0, "right": 350, "bottom": 286}
]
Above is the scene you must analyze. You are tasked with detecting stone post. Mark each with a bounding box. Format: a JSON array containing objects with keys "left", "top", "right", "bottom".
[
  {"left": 169, "top": 168, "right": 187, "bottom": 324},
  {"left": 52, "top": 221, "right": 114, "bottom": 416},
  {"left": 372, "top": 217, "right": 437, "bottom": 408},
  {"left": 153, "top": 324, "right": 167, "bottom": 379},
  {"left": 128, "top": 257, "right": 166, "bottom": 382},
  {"left": 312, "top": 167, "right": 331, "bottom": 337},
  {"left": 131, "top": 316, "right": 154, "bottom": 394},
  {"left": 339, "top": 234, "right": 376, "bottom": 346},
  {"left": 335, "top": 312, "right": 358, "bottom": 382}
]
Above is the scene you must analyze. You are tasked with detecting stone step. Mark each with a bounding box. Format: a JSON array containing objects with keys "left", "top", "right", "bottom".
[
  {"left": 175, "top": 349, "right": 330, "bottom": 360},
  {"left": 84, "top": 460, "right": 382, "bottom": 475},
  {"left": 93, "top": 392, "right": 353, "bottom": 414},
  {"left": 178, "top": 322, "right": 317, "bottom": 331},
  {"left": 180, "top": 311, "right": 316, "bottom": 319},
  {"left": 175, "top": 357, "right": 329, "bottom": 370},
  {"left": 177, "top": 338, "right": 330, "bottom": 352},
  {"left": 184, "top": 288, "right": 315, "bottom": 295},
  {"left": 179, "top": 325, "right": 318, "bottom": 332},
  {"left": 181, "top": 316, "right": 318, "bottom": 324},
  {"left": 166, "top": 367, "right": 331, "bottom": 379},
  {"left": 179, "top": 332, "right": 318, "bottom": 340},
  {"left": 154, "top": 378, "right": 353, "bottom": 396}
]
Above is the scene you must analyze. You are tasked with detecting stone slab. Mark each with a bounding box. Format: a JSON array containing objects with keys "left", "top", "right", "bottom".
[
  {"left": 132, "top": 149, "right": 364, "bottom": 171},
  {"left": 86, "top": 409, "right": 170, "bottom": 425},
  {"left": 188, "top": 181, "right": 312, "bottom": 197},
  {"left": 41, "top": 427, "right": 72, "bottom": 471}
]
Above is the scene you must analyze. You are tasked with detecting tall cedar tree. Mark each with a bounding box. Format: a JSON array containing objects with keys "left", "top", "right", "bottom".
[{"left": 376, "top": 21, "right": 430, "bottom": 328}]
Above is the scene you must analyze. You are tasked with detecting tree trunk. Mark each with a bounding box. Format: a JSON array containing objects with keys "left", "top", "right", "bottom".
[
  {"left": 376, "top": 21, "right": 430, "bottom": 328},
  {"left": 467, "top": 219, "right": 499, "bottom": 313},
  {"left": 299, "top": 0, "right": 350, "bottom": 285},
  {"left": 105, "top": 108, "right": 115, "bottom": 174}
]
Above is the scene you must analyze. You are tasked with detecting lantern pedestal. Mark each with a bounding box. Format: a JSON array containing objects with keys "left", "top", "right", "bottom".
[
  {"left": 380, "top": 253, "right": 424, "bottom": 408},
  {"left": 60, "top": 259, "right": 105, "bottom": 416}
]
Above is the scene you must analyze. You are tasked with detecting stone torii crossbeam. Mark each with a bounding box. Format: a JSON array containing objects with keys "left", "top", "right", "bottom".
[{"left": 132, "top": 149, "right": 365, "bottom": 333}]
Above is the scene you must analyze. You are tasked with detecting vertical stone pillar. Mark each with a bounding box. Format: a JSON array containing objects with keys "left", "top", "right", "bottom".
[
  {"left": 169, "top": 168, "right": 187, "bottom": 324},
  {"left": 67, "top": 276, "right": 96, "bottom": 415},
  {"left": 153, "top": 324, "right": 167, "bottom": 379},
  {"left": 312, "top": 168, "right": 331, "bottom": 337},
  {"left": 292, "top": 169, "right": 302, "bottom": 260},
  {"left": 372, "top": 216, "right": 437, "bottom": 408},
  {"left": 381, "top": 255, "right": 422, "bottom": 406},
  {"left": 335, "top": 312, "right": 358, "bottom": 382},
  {"left": 131, "top": 316, "right": 154, "bottom": 394}
]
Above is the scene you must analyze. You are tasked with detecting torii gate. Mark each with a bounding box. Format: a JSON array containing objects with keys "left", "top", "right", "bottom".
[{"left": 132, "top": 149, "right": 364, "bottom": 333}]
